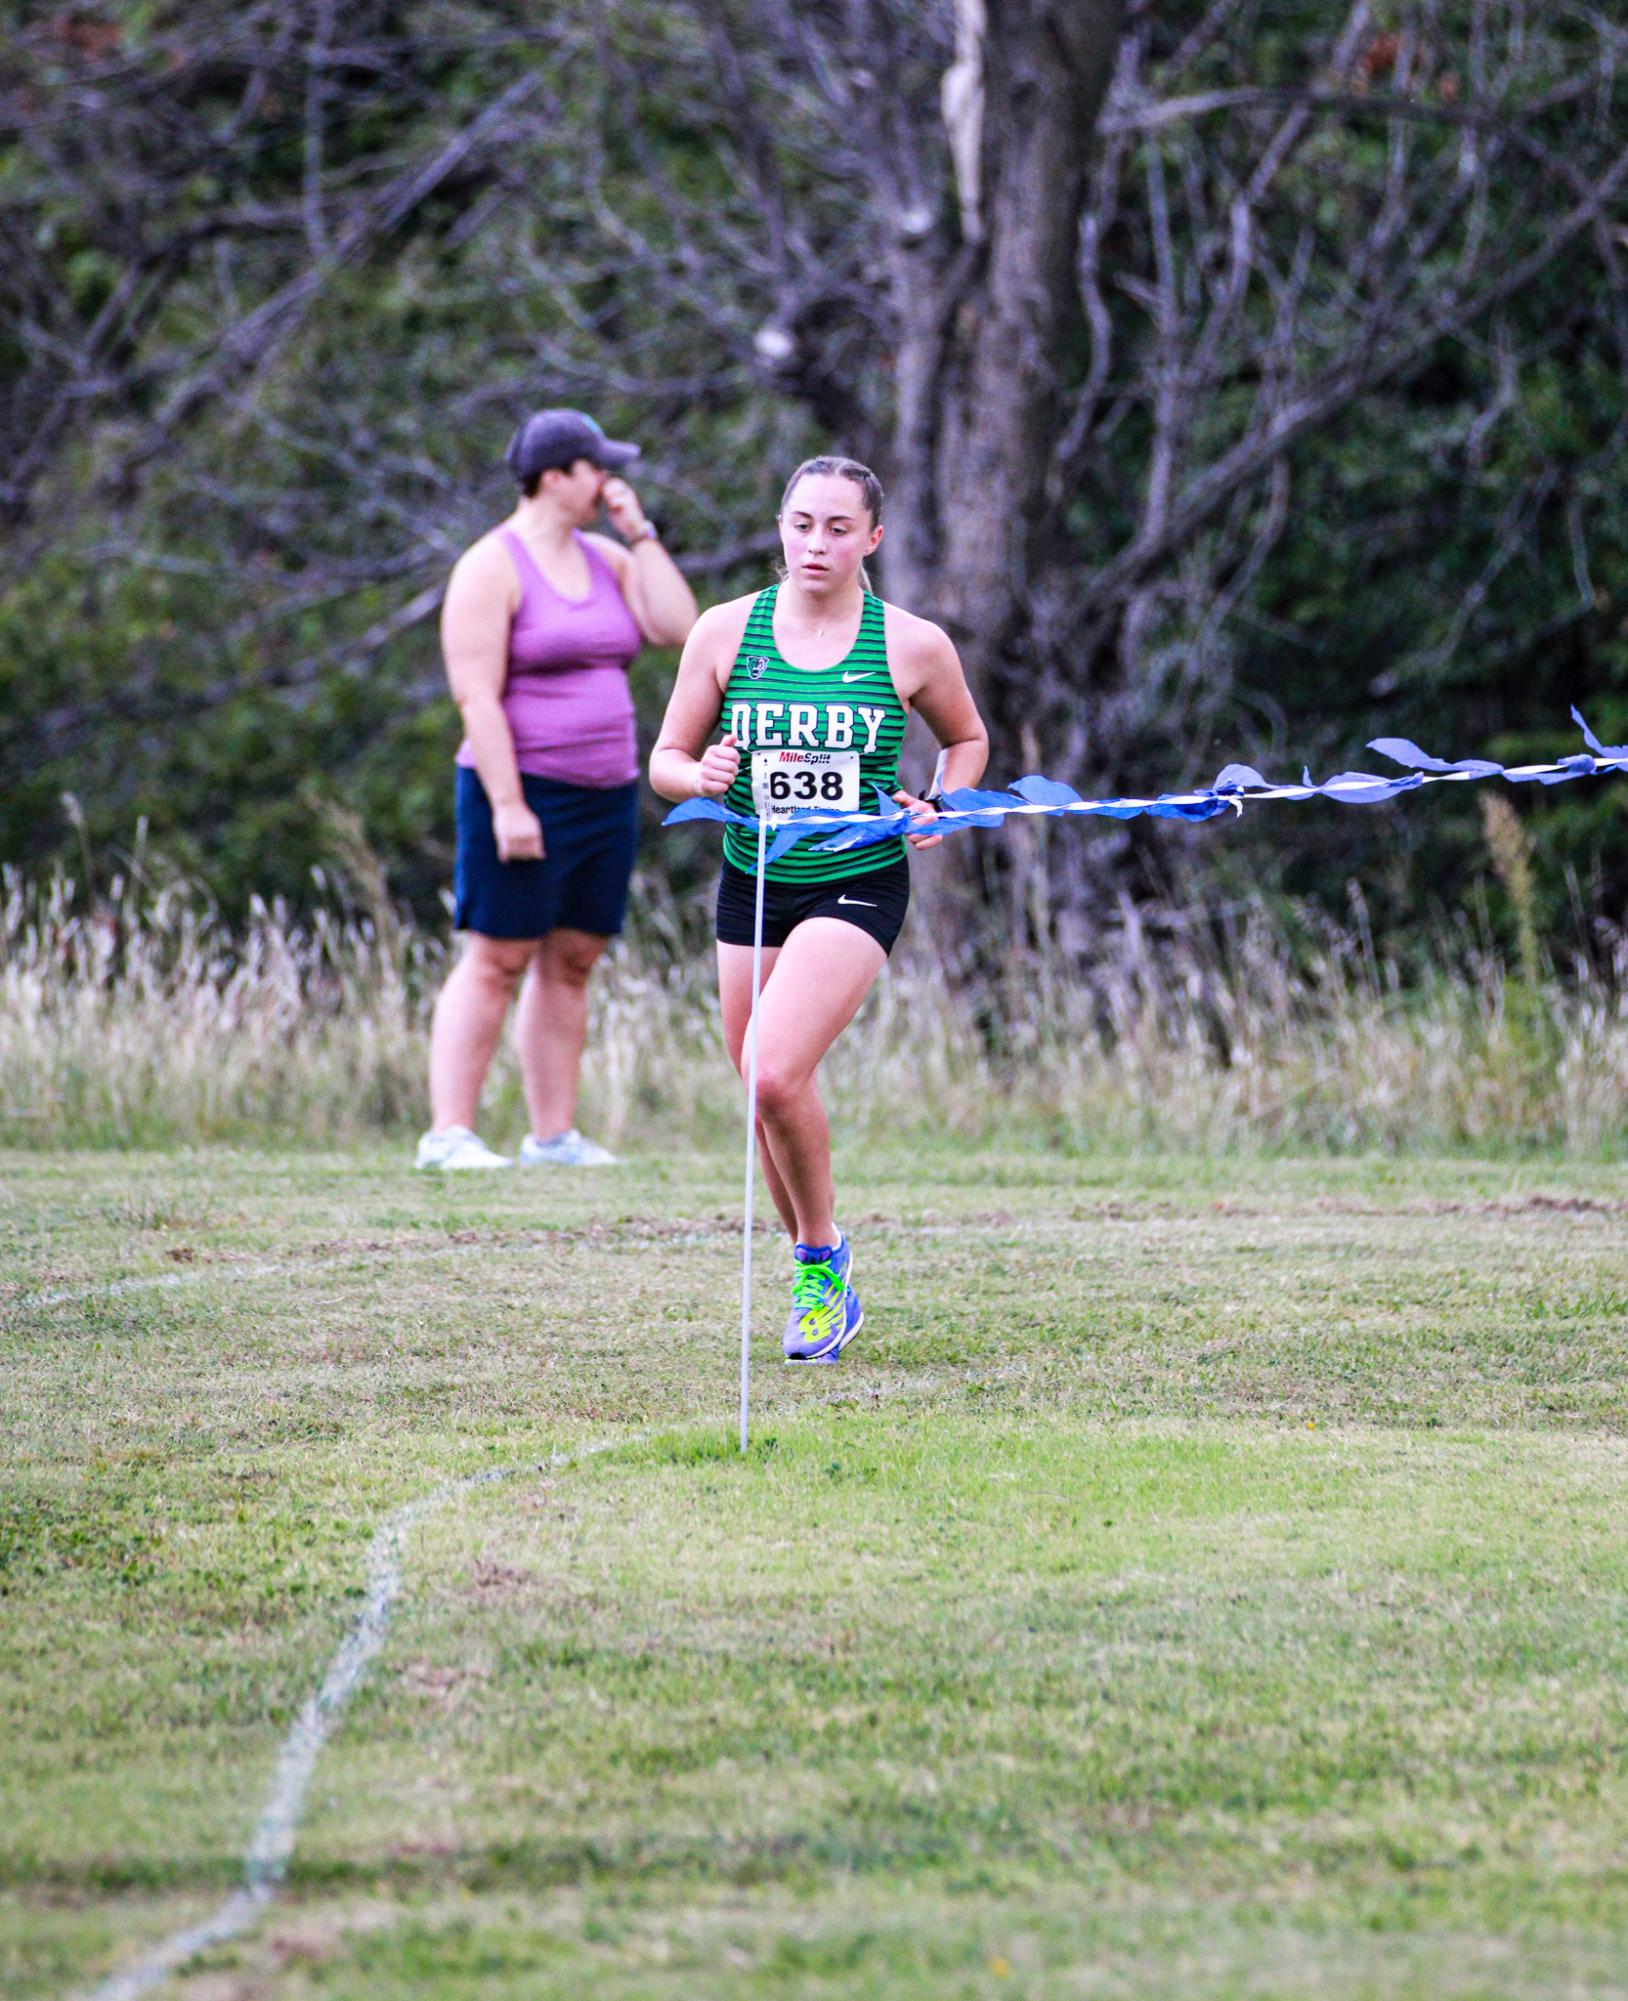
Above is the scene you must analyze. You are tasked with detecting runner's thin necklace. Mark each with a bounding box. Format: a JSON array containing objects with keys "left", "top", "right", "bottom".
[{"left": 791, "top": 597, "right": 861, "bottom": 640}]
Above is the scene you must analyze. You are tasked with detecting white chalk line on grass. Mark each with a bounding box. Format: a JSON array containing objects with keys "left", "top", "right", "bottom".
[
  {"left": 30, "top": 1265, "right": 285, "bottom": 1309},
  {"left": 0, "top": 1211, "right": 1378, "bottom": 1316},
  {"left": 19, "top": 1198, "right": 1592, "bottom": 1320},
  {"left": 77, "top": 1440, "right": 624, "bottom": 2001},
  {"left": 8, "top": 1216, "right": 1150, "bottom": 1316},
  {"left": 19, "top": 1181, "right": 1621, "bottom": 1322},
  {"left": 27, "top": 1242, "right": 495, "bottom": 1312},
  {"left": 22, "top": 1231, "right": 738, "bottom": 1314}
]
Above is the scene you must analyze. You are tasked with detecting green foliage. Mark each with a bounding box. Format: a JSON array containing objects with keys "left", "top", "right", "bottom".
[{"left": 3, "top": 2, "right": 1626, "bottom": 951}]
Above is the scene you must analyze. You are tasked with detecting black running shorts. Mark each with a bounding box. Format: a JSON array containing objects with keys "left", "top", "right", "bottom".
[{"left": 715, "top": 855, "right": 910, "bottom": 955}]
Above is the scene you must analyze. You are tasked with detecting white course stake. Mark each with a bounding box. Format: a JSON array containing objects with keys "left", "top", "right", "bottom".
[{"left": 738, "top": 811, "right": 769, "bottom": 1454}]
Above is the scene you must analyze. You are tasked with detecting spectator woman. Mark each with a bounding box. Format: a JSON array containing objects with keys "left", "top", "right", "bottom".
[{"left": 418, "top": 410, "right": 697, "bottom": 1169}]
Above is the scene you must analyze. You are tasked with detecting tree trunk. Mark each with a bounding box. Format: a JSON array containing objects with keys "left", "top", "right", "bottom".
[{"left": 880, "top": 0, "right": 1125, "bottom": 944}]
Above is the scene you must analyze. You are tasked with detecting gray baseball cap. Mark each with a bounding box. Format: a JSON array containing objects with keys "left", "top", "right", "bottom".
[{"left": 505, "top": 408, "right": 641, "bottom": 483}]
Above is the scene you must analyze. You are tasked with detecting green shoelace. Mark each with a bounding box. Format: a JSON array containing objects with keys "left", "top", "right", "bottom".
[{"left": 792, "top": 1258, "right": 841, "bottom": 1315}]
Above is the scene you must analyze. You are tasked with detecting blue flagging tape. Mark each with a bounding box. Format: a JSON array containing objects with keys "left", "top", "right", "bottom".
[{"left": 662, "top": 710, "right": 1628, "bottom": 853}]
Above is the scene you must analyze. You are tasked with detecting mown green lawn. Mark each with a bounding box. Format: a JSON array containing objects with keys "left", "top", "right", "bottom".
[{"left": 3, "top": 1148, "right": 1627, "bottom": 1999}]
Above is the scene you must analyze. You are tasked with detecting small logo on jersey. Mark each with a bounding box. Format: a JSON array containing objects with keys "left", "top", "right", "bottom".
[
  {"left": 841, "top": 671, "right": 871, "bottom": 683},
  {"left": 747, "top": 656, "right": 769, "bottom": 680}
]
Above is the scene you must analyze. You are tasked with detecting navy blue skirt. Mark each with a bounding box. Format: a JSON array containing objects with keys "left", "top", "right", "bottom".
[{"left": 453, "top": 767, "right": 639, "bottom": 939}]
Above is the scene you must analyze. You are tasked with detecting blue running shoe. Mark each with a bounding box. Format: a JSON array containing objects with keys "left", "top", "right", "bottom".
[{"left": 783, "top": 1231, "right": 862, "bottom": 1364}]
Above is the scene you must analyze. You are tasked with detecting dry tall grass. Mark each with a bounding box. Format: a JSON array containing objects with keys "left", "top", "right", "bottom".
[{"left": 3, "top": 859, "right": 1625, "bottom": 1154}]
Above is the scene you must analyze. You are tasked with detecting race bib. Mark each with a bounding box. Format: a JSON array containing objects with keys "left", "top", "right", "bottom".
[{"left": 751, "top": 749, "right": 860, "bottom": 824}]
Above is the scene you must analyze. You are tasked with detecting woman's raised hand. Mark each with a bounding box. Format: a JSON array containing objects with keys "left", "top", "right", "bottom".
[
  {"left": 695, "top": 733, "right": 742, "bottom": 799},
  {"left": 600, "top": 477, "right": 649, "bottom": 540}
]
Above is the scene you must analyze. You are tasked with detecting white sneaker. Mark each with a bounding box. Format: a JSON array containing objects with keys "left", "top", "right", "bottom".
[
  {"left": 415, "top": 1126, "right": 513, "bottom": 1171},
  {"left": 518, "top": 1128, "right": 618, "bottom": 1167}
]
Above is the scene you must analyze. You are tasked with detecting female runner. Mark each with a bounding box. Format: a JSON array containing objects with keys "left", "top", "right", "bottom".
[{"left": 649, "top": 456, "right": 988, "bottom": 1361}]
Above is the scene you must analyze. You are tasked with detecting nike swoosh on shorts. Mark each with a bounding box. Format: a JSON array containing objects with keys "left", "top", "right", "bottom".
[{"left": 837, "top": 895, "right": 875, "bottom": 907}]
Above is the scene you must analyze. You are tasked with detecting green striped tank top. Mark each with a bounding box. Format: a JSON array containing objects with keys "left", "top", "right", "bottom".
[{"left": 720, "top": 585, "right": 907, "bottom": 883}]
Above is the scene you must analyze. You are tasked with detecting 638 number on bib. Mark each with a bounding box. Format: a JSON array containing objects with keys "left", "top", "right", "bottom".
[{"left": 751, "top": 749, "right": 860, "bottom": 824}]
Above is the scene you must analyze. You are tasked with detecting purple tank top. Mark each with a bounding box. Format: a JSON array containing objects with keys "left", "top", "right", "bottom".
[{"left": 455, "top": 529, "right": 641, "bottom": 788}]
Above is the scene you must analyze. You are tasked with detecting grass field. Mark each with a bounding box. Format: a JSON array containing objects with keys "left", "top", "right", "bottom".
[{"left": 4, "top": 1144, "right": 1628, "bottom": 2000}]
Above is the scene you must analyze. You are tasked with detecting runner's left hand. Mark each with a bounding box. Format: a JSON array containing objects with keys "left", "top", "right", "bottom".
[
  {"left": 893, "top": 789, "right": 942, "bottom": 850},
  {"left": 600, "top": 477, "right": 649, "bottom": 540}
]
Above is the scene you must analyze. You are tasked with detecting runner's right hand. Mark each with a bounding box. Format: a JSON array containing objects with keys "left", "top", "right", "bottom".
[
  {"left": 494, "top": 799, "right": 544, "bottom": 862},
  {"left": 695, "top": 733, "right": 741, "bottom": 798}
]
